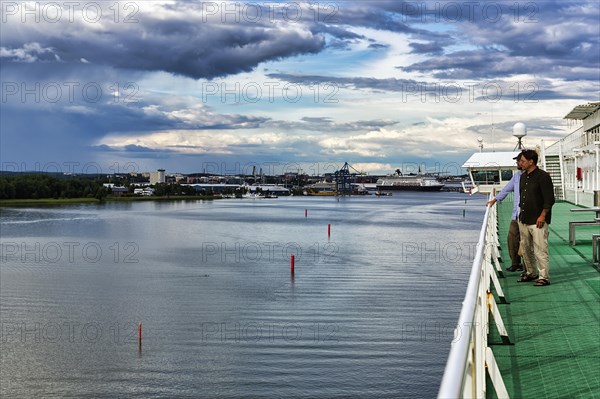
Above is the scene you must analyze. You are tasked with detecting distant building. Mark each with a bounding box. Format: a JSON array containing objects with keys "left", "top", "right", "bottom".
[
  {"left": 149, "top": 169, "right": 166, "bottom": 185},
  {"left": 305, "top": 181, "right": 336, "bottom": 195},
  {"left": 134, "top": 188, "right": 155, "bottom": 196},
  {"left": 173, "top": 174, "right": 185, "bottom": 183},
  {"left": 111, "top": 186, "right": 129, "bottom": 196}
]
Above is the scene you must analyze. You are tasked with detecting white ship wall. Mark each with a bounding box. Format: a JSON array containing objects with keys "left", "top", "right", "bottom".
[{"left": 545, "top": 107, "right": 600, "bottom": 207}]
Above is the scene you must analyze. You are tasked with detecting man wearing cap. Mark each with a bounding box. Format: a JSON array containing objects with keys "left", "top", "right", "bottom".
[
  {"left": 517, "top": 149, "right": 555, "bottom": 286},
  {"left": 487, "top": 153, "right": 523, "bottom": 272}
]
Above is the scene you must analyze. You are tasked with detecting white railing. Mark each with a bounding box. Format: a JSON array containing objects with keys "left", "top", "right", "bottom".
[
  {"left": 545, "top": 125, "right": 586, "bottom": 156},
  {"left": 438, "top": 195, "right": 510, "bottom": 399}
]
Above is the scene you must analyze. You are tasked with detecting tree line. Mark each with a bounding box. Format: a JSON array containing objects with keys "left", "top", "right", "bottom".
[
  {"left": 0, "top": 174, "right": 108, "bottom": 200},
  {"left": 0, "top": 174, "right": 216, "bottom": 200}
]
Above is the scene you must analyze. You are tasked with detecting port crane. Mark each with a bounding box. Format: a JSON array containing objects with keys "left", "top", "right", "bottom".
[{"left": 334, "top": 162, "right": 366, "bottom": 195}]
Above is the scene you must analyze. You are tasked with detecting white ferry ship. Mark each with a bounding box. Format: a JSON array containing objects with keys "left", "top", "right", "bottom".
[{"left": 376, "top": 170, "right": 445, "bottom": 191}]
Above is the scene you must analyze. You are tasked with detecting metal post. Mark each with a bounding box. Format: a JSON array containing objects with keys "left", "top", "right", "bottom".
[
  {"left": 558, "top": 140, "right": 566, "bottom": 200},
  {"left": 574, "top": 151, "right": 579, "bottom": 205},
  {"left": 595, "top": 142, "right": 600, "bottom": 192}
]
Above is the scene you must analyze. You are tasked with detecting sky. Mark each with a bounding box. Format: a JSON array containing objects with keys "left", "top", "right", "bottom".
[{"left": 1, "top": 0, "right": 599, "bottom": 176}]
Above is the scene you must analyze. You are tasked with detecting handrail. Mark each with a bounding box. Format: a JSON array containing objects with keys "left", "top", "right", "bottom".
[
  {"left": 545, "top": 125, "right": 585, "bottom": 154},
  {"left": 438, "top": 194, "right": 497, "bottom": 398}
]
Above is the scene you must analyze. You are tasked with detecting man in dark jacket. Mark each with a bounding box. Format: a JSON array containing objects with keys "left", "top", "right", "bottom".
[{"left": 517, "top": 149, "right": 555, "bottom": 286}]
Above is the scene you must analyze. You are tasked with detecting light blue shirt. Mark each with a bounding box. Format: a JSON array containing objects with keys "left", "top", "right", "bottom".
[{"left": 494, "top": 171, "right": 522, "bottom": 220}]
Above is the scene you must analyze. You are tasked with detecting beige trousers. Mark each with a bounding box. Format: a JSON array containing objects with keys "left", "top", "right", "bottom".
[{"left": 518, "top": 221, "right": 550, "bottom": 280}]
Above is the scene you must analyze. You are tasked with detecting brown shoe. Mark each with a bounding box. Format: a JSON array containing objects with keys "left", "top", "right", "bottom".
[
  {"left": 517, "top": 274, "right": 538, "bottom": 282},
  {"left": 534, "top": 278, "right": 550, "bottom": 286}
]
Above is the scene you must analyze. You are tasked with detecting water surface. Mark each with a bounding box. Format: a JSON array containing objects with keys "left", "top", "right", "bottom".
[{"left": 1, "top": 193, "right": 485, "bottom": 398}]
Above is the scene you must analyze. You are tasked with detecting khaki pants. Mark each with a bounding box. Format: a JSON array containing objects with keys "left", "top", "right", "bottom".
[{"left": 518, "top": 221, "right": 550, "bottom": 280}]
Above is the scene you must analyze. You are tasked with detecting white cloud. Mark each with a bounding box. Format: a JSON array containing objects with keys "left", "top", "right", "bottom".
[{"left": 0, "top": 42, "right": 57, "bottom": 62}]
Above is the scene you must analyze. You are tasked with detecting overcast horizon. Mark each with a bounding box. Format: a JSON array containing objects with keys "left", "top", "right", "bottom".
[{"left": 1, "top": 1, "right": 599, "bottom": 176}]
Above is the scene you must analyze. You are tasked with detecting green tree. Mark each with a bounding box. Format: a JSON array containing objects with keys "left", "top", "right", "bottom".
[{"left": 95, "top": 186, "right": 107, "bottom": 200}]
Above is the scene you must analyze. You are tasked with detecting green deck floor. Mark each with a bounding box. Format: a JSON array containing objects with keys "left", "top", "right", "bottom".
[{"left": 487, "top": 198, "right": 600, "bottom": 399}]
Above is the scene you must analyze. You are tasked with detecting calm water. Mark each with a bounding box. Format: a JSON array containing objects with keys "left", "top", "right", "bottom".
[{"left": 0, "top": 192, "right": 485, "bottom": 398}]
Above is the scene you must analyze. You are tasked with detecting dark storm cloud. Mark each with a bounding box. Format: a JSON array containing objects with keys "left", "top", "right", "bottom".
[
  {"left": 0, "top": 1, "right": 451, "bottom": 80},
  {"left": 313, "top": 4, "right": 414, "bottom": 34},
  {"left": 408, "top": 42, "right": 445, "bottom": 55},
  {"left": 311, "top": 3, "right": 455, "bottom": 46},
  {"left": 401, "top": 49, "right": 507, "bottom": 79},
  {"left": 402, "top": 49, "right": 599, "bottom": 81},
  {"left": 3, "top": 25, "right": 325, "bottom": 80},
  {"left": 2, "top": 1, "right": 596, "bottom": 83},
  {"left": 400, "top": 1, "right": 599, "bottom": 81},
  {"left": 0, "top": 0, "right": 431, "bottom": 80},
  {"left": 1, "top": 3, "right": 327, "bottom": 80}
]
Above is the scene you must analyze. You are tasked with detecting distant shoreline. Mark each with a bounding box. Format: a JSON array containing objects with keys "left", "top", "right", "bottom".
[{"left": 0, "top": 196, "right": 222, "bottom": 207}]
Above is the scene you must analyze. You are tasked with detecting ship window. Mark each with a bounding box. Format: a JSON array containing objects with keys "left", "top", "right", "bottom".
[
  {"left": 472, "top": 170, "right": 500, "bottom": 184},
  {"left": 501, "top": 170, "right": 513, "bottom": 181}
]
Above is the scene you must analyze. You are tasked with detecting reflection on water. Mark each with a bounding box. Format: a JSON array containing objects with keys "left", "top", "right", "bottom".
[{"left": 1, "top": 193, "right": 485, "bottom": 398}]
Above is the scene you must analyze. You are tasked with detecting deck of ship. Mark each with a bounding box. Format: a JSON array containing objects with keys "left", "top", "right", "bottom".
[{"left": 487, "top": 196, "right": 600, "bottom": 398}]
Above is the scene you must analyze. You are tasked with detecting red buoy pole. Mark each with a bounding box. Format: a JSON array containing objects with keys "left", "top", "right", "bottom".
[
  {"left": 305, "top": 209, "right": 308, "bottom": 218},
  {"left": 291, "top": 255, "right": 295, "bottom": 274},
  {"left": 138, "top": 321, "right": 142, "bottom": 343},
  {"left": 328, "top": 223, "right": 331, "bottom": 237}
]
